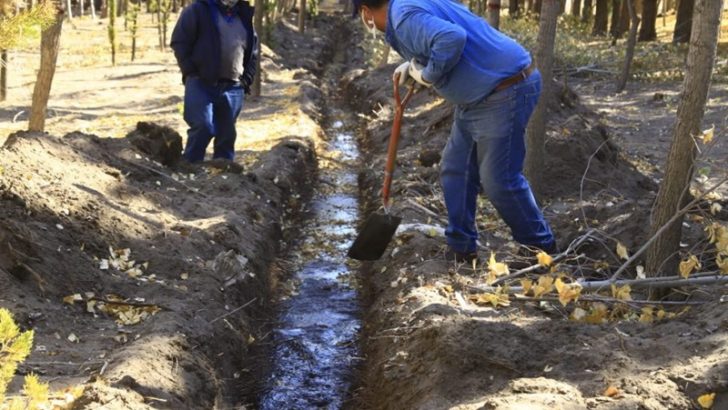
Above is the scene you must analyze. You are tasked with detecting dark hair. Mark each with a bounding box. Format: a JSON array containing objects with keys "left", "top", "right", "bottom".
[{"left": 352, "top": 0, "right": 387, "bottom": 15}]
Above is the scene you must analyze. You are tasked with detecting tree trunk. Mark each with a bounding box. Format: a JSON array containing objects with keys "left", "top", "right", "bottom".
[
  {"left": 592, "top": 0, "right": 608, "bottom": 35},
  {"left": 510, "top": 0, "right": 521, "bottom": 16},
  {"left": 29, "top": 7, "right": 64, "bottom": 132},
  {"left": 252, "top": 0, "right": 263, "bottom": 97},
  {"left": 66, "top": 0, "right": 73, "bottom": 19},
  {"left": 298, "top": 0, "right": 305, "bottom": 33},
  {"left": 90, "top": 0, "right": 96, "bottom": 19},
  {"left": 673, "top": 0, "right": 694, "bottom": 42},
  {"left": 645, "top": 0, "right": 723, "bottom": 295},
  {"left": 582, "top": 0, "right": 593, "bottom": 21},
  {"left": 618, "top": 0, "right": 630, "bottom": 34},
  {"left": 0, "top": 50, "right": 7, "bottom": 102},
  {"left": 571, "top": 0, "right": 581, "bottom": 15},
  {"left": 487, "top": 0, "right": 501, "bottom": 29},
  {"left": 80, "top": 0, "right": 84, "bottom": 16},
  {"left": 616, "top": 0, "right": 640, "bottom": 92},
  {"left": 524, "top": 0, "right": 559, "bottom": 195},
  {"left": 109, "top": 0, "right": 117, "bottom": 64},
  {"left": 610, "top": 0, "right": 622, "bottom": 39},
  {"left": 639, "top": 0, "right": 658, "bottom": 40},
  {"left": 534, "top": 0, "right": 543, "bottom": 13}
]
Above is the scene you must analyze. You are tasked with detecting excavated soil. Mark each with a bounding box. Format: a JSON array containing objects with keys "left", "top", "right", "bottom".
[{"left": 344, "top": 63, "right": 728, "bottom": 409}]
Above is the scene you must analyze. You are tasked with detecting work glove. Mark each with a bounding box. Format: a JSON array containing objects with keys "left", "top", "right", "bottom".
[
  {"left": 407, "top": 59, "right": 432, "bottom": 87},
  {"left": 393, "top": 61, "right": 411, "bottom": 86}
]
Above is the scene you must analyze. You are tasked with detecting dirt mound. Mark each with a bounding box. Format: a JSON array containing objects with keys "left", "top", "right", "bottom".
[
  {"left": 0, "top": 128, "right": 316, "bottom": 407},
  {"left": 344, "top": 64, "right": 728, "bottom": 409}
]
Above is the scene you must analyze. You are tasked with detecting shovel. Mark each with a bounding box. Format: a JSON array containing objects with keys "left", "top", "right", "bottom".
[{"left": 348, "top": 76, "right": 415, "bottom": 261}]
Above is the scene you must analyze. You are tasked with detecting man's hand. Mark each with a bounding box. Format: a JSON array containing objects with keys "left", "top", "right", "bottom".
[
  {"left": 393, "top": 61, "right": 411, "bottom": 86},
  {"left": 408, "top": 59, "right": 432, "bottom": 87}
]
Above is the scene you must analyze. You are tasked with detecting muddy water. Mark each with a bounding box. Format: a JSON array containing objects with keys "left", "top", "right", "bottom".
[{"left": 259, "top": 111, "right": 362, "bottom": 409}]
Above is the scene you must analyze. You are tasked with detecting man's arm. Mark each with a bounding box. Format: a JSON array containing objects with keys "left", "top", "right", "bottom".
[
  {"left": 170, "top": 5, "right": 199, "bottom": 78},
  {"left": 241, "top": 31, "right": 259, "bottom": 94},
  {"left": 395, "top": 10, "right": 467, "bottom": 85}
]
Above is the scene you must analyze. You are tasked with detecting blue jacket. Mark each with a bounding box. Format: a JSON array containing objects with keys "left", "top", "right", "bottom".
[
  {"left": 170, "top": 0, "right": 259, "bottom": 92},
  {"left": 385, "top": 0, "right": 531, "bottom": 105}
]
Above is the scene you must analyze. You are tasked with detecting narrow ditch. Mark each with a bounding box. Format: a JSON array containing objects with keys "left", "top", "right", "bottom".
[{"left": 257, "top": 20, "right": 365, "bottom": 409}]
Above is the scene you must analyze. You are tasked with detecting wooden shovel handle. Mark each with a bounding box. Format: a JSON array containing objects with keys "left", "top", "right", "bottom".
[{"left": 382, "top": 74, "right": 415, "bottom": 210}]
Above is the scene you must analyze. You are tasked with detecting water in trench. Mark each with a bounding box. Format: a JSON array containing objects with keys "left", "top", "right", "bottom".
[{"left": 259, "top": 107, "right": 362, "bottom": 409}]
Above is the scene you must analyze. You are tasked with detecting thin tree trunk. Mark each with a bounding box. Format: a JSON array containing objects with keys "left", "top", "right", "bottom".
[
  {"left": 29, "top": 7, "right": 64, "bottom": 132},
  {"left": 109, "top": 0, "right": 117, "bottom": 64},
  {"left": 252, "top": 0, "right": 263, "bottom": 97},
  {"left": 90, "top": 0, "right": 96, "bottom": 19},
  {"left": 66, "top": 0, "right": 73, "bottom": 20},
  {"left": 582, "top": 0, "right": 593, "bottom": 21},
  {"left": 592, "top": 0, "right": 608, "bottom": 35},
  {"left": 609, "top": 0, "right": 621, "bottom": 39},
  {"left": 80, "top": 0, "right": 84, "bottom": 16},
  {"left": 673, "top": 0, "right": 694, "bottom": 42},
  {"left": 571, "top": 0, "right": 581, "bottom": 15},
  {"left": 618, "top": 0, "right": 630, "bottom": 34},
  {"left": 616, "top": 0, "right": 639, "bottom": 92},
  {"left": 510, "top": 0, "right": 521, "bottom": 16},
  {"left": 0, "top": 50, "right": 7, "bottom": 102},
  {"left": 487, "top": 0, "right": 501, "bottom": 29},
  {"left": 156, "top": 1, "right": 163, "bottom": 48},
  {"left": 534, "top": 0, "right": 543, "bottom": 13},
  {"left": 524, "top": 0, "right": 559, "bottom": 195},
  {"left": 298, "top": 0, "right": 305, "bottom": 33},
  {"left": 639, "top": 0, "right": 658, "bottom": 40},
  {"left": 645, "top": 0, "right": 723, "bottom": 296}
]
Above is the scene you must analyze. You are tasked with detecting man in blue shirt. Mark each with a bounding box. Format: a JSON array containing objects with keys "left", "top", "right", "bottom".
[
  {"left": 171, "top": 0, "right": 258, "bottom": 163},
  {"left": 356, "top": 0, "right": 556, "bottom": 262}
]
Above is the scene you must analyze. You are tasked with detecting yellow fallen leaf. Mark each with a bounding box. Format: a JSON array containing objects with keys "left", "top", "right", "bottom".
[
  {"left": 471, "top": 287, "right": 510, "bottom": 308},
  {"left": 718, "top": 255, "right": 728, "bottom": 275},
  {"left": 63, "top": 294, "right": 82, "bottom": 305},
  {"left": 554, "top": 278, "right": 582, "bottom": 306},
  {"left": 616, "top": 242, "right": 629, "bottom": 260},
  {"left": 698, "top": 392, "right": 715, "bottom": 409},
  {"left": 701, "top": 126, "right": 715, "bottom": 144},
  {"left": 488, "top": 253, "right": 509, "bottom": 277},
  {"left": 572, "top": 302, "right": 610, "bottom": 324},
  {"left": 679, "top": 254, "right": 701, "bottom": 279},
  {"left": 611, "top": 284, "right": 632, "bottom": 301},
  {"left": 536, "top": 251, "right": 553, "bottom": 267},
  {"left": 639, "top": 306, "right": 654, "bottom": 323},
  {"left": 710, "top": 202, "right": 722, "bottom": 215},
  {"left": 520, "top": 279, "right": 533, "bottom": 295},
  {"left": 603, "top": 385, "right": 620, "bottom": 397},
  {"left": 532, "top": 275, "right": 554, "bottom": 298}
]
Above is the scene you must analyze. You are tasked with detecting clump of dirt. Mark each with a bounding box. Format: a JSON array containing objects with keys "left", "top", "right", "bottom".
[
  {"left": 344, "top": 64, "right": 728, "bottom": 409},
  {"left": 126, "top": 122, "right": 184, "bottom": 167}
]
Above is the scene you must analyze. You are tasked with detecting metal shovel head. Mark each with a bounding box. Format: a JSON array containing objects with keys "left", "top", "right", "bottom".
[{"left": 348, "top": 212, "right": 402, "bottom": 261}]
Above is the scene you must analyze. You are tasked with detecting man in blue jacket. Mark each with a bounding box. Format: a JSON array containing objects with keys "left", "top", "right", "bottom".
[
  {"left": 170, "top": 0, "right": 258, "bottom": 163},
  {"left": 356, "top": 0, "right": 556, "bottom": 261}
]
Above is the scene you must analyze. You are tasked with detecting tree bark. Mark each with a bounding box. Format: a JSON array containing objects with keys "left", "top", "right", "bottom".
[
  {"left": 618, "top": 0, "right": 630, "bottom": 34},
  {"left": 79, "top": 0, "right": 84, "bottom": 16},
  {"left": 0, "top": 50, "right": 7, "bottom": 102},
  {"left": 109, "top": 0, "right": 116, "bottom": 64},
  {"left": 639, "top": 0, "right": 658, "bottom": 40},
  {"left": 487, "top": 0, "right": 501, "bottom": 29},
  {"left": 524, "top": 0, "right": 559, "bottom": 195},
  {"left": 534, "top": 0, "right": 543, "bottom": 13},
  {"left": 66, "top": 0, "right": 73, "bottom": 19},
  {"left": 29, "top": 7, "right": 64, "bottom": 132},
  {"left": 582, "top": 0, "right": 593, "bottom": 21},
  {"left": 298, "top": 0, "right": 305, "bottom": 33},
  {"left": 571, "top": 0, "right": 581, "bottom": 15},
  {"left": 592, "top": 0, "right": 608, "bottom": 35},
  {"left": 616, "top": 0, "right": 639, "bottom": 92},
  {"left": 509, "top": 0, "right": 521, "bottom": 16},
  {"left": 90, "top": 0, "right": 96, "bottom": 19},
  {"left": 609, "top": 0, "right": 622, "bottom": 39},
  {"left": 645, "top": 0, "right": 723, "bottom": 294},
  {"left": 252, "top": 0, "right": 263, "bottom": 96},
  {"left": 673, "top": 0, "right": 694, "bottom": 42}
]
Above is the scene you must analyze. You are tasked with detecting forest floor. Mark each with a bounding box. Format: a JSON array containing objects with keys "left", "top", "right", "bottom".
[{"left": 1, "top": 8, "right": 728, "bottom": 410}]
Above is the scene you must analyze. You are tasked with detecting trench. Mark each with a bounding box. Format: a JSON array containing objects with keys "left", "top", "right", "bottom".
[{"left": 257, "top": 24, "right": 365, "bottom": 409}]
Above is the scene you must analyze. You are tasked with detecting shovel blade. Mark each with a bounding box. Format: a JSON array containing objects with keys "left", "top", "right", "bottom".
[{"left": 348, "top": 213, "right": 402, "bottom": 261}]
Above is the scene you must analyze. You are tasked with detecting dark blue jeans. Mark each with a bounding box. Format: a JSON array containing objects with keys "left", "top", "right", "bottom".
[
  {"left": 183, "top": 77, "right": 244, "bottom": 162},
  {"left": 440, "top": 69, "right": 555, "bottom": 253}
]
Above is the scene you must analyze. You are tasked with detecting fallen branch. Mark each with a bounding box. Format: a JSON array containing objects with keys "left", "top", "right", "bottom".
[
  {"left": 491, "top": 230, "right": 595, "bottom": 285},
  {"left": 511, "top": 294, "right": 707, "bottom": 306},
  {"left": 209, "top": 297, "right": 257, "bottom": 324},
  {"left": 610, "top": 175, "right": 728, "bottom": 281},
  {"left": 471, "top": 274, "right": 728, "bottom": 294}
]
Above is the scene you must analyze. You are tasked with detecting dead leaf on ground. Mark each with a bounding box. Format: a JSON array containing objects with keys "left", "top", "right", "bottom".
[
  {"left": 698, "top": 392, "right": 715, "bottom": 409},
  {"left": 603, "top": 385, "right": 620, "bottom": 398},
  {"left": 616, "top": 242, "right": 629, "bottom": 260}
]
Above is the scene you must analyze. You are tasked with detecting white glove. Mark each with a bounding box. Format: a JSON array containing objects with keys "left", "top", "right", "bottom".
[
  {"left": 393, "top": 61, "right": 411, "bottom": 86},
  {"left": 408, "top": 59, "right": 432, "bottom": 87}
]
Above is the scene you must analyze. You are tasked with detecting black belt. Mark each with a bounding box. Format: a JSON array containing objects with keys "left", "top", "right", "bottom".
[{"left": 493, "top": 62, "right": 536, "bottom": 93}]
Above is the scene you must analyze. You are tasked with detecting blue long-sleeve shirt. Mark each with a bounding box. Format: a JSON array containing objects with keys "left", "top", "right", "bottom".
[{"left": 385, "top": 0, "right": 531, "bottom": 105}]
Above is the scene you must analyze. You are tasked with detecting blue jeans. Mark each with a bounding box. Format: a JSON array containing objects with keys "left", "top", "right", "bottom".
[
  {"left": 440, "top": 70, "right": 555, "bottom": 253},
  {"left": 183, "top": 77, "right": 244, "bottom": 162}
]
